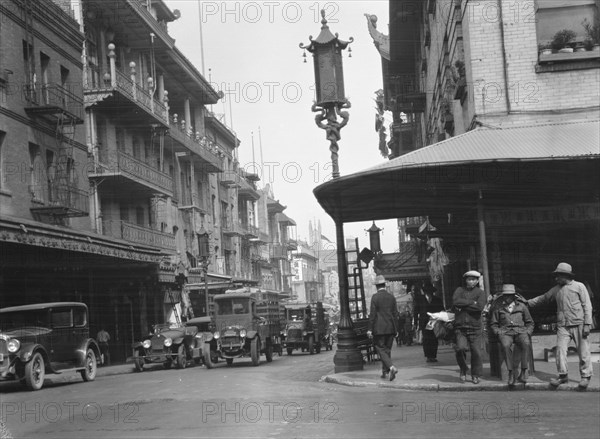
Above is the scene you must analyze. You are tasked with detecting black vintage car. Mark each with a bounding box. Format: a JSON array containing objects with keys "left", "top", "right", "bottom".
[
  {"left": 132, "top": 322, "right": 203, "bottom": 371},
  {"left": 0, "top": 302, "right": 100, "bottom": 391}
]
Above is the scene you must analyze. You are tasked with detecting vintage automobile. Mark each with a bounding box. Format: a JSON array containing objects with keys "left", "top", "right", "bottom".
[
  {"left": 282, "top": 302, "right": 329, "bottom": 355},
  {"left": 0, "top": 302, "right": 100, "bottom": 391},
  {"left": 202, "top": 289, "right": 282, "bottom": 367},
  {"left": 131, "top": 322, "right": 203, "bottom": 371}
]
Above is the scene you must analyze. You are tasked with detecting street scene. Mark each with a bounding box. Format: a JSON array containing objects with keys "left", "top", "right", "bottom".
[{"left": 1, "top": 0, "right": 599, "bottom": 438}]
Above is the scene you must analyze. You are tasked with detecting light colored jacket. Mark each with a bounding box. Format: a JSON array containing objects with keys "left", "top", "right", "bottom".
[{"left": 528, "top": 280, "right": 593, "bottom": 327}]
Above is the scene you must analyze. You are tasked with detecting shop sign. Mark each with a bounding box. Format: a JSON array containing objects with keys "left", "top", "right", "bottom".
[{"left": 485, "top": 203, "right": 600, "bottom": 227}]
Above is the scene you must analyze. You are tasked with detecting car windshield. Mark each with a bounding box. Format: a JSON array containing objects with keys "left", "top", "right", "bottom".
[
  {"left": 0, "top": 310, "right": 50, "bottom": 331},
  {"left": 287, "top": 309, "right": 305, "bottom": 321},
  {"left": 216, "top": 298, "right": 250, "bottom": 315}
]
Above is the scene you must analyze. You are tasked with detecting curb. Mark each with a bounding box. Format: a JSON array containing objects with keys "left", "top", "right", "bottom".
[{"left": 321, "top": 375, "right": 600, "bottom": 392}]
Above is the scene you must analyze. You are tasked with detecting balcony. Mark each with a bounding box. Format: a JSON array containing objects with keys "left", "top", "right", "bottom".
[
  {"left": 29, "top": 184, "right": 89, "bottom": 218},
  {"left": 286, "top": 238, "right": 298, "bottom": 251},
  {"left": 238, "top": 178, "right": 261, "bottom": 201},
  {"left": 24, "top": 83, "right": 84, "bottom": 125},
  {"left": 102, "top": 220, "right": 176, "bottom": 251},
  {"left": 84, "top": 67, "right": 169, "bottom": 127},
  {"left": 240, "top": 222, "right": 259, "bottom": 239},
  {"left": 167, "top": 116, "right": 224, "bottom": 173},
  {"left": 222, "top": 218, "right": 242, "bottom": 237},
  {"left": 270, "top": 244, "right": 289, "bottom": 260},
  {"left": 89, "top": 150, "right": 174, "bottom": 197}
]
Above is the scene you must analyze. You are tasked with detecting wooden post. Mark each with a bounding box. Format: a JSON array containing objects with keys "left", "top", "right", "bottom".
[{"left": 477, "top": 189, "right": 491, "bottom": 295}]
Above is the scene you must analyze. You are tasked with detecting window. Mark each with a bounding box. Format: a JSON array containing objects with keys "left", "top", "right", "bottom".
[
  {"left": 73, "top": 307, "right": 86, "bottom": 327},
  {"left": 120, "top": 205, "right": 129, "bottom": 222},
  {"left": 536, "top": 0, "right": 599, "bottom": 46},
  {"left": 136, "top": 206, "right": 144, "bottom": 226},
  {"left": 28, "top": 143, "right": 43, "bottom": 201},
  {"left": 40, "top": 52, "right": 50, "bottom": 105},
  {"left": 132, "top": 136, "right": 140, "bottom": 159},
  {"left": 0, "top": 131, "right": 5, "bottom": 190},
  {"left": 46, "top": 150, "right": 55, "bottom": 202},
  {"left": 51, "top": 309, "right": 72, "bottom": 328}
]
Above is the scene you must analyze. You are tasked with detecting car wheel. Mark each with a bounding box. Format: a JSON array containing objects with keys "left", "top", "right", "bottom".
[
  {"left": 265, "top": 342, "right": 273, "bottom": 363},
  {"left": 134, "top": 350, "right": 144, "bottom": 372},
  {"left": 250, "top": 337, "right": 260, "bottom": 366},
  {"left": 308, "top": 336, "right": 315, "bottom": 355},
  {"left": 286, "top": 348, "right": 293, "bottom": 356},
  {"left": 315, "top": 342, "right": 321, "bottom": 354},
  {"left": 226, "top": 358, "right": 234, "bottom": 366},
  {"left": 203, "top": 344, "right": 214, "bottom": 369},
  {"left": 25, "top": 352, "right": 45, "bottom": 391},
  {"left": 175, "top": 344, "right": 186, "bottom": 369},
  {"left": 164, "top": 359, "right": 172, "bottom": 369},
  {"left": 80, "top": 348, "right": 98, "bottom": 382}
]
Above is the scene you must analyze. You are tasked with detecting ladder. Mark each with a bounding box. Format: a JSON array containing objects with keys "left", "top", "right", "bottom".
[
  {"left": 347, "top": 238, "right": 367, "bottom": 320},
  {"left": 52, "top": 112, "right": 76, "bottom": 207}
]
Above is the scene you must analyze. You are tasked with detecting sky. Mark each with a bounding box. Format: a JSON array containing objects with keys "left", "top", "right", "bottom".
[{"left": 165, "top": 0, "right": 398, "bottom": 252}]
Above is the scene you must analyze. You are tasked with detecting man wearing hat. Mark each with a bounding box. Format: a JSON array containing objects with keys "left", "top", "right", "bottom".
[
  {"left": 367, "top": 275, "right": 400, "bottom": 381},
  {"left": 528, "top": 263, "right": 593, "bottom": 389},
  {"left": 452, "top": 270, "right": 487, "bottom": 384},
  {"left": 414, "top": 282, "right": 445, "bottom": 362},
  {"left": 490, "top": 284, "right": 534, "bottom": 386}
]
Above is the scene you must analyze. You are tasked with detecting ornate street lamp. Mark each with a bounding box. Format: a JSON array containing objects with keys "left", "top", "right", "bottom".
[
  {"left": 367, "top": 222, "right": 383, "bottom": 255},
  {"left": 301, "top": 10, "right": 362, "bottom": 372},
  {"left": 198, "top": 228, "right": 211, "bottom": 318},
  {"left": 300, "top": 10, "right": 353, "bottom": 179}
]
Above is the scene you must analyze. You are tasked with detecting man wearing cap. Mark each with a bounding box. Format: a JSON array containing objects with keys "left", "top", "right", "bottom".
[
  {"left": 367, "top": 275, "right": 400, "bottom": 381},
  {"left": 528, "top": 263, "right": 593, "bottom": 389},
  {"left": 414, "top": 282, "right": 445, "bottom": 362},
  {"left": 452, "top": 270, "right": 487, "bottom": 384},
  {"left": 490, "top": 284, "right": 534, "bottom": 386}
]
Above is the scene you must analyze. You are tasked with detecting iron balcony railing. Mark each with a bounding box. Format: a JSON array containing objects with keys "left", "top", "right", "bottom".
[
  {"left": 102, "top": 220, "right": 176, "bottom": 251},
  {"left": 23, "top": 83, "right": 84, "bottom": 120},
  {"left": 28, "top": 184, "right": 90, "bottom": 214}
]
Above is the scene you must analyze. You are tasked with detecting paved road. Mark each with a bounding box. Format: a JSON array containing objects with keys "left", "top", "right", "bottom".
[{"left": 2, "top": 350, "right": 599, "bottom": 439}]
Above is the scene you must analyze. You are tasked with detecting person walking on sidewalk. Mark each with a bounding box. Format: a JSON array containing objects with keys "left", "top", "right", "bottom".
[
  {"left": 414, "top": 282, "right": 445, "bottom": 362},
  {"left": 527, "top": 263, "right": 594, "bottom": 389},
  {"left": 452, "top": 270, "right": 487, "bottom": 384},
  {"left": 97, "top": 327, "right": 111, "bottom": 366},
  {"left": 490, "top": 284, "right": 534, "bottom": 386},
  {"left": 367, "top": 275, "right": 400, "bottom": 381}
]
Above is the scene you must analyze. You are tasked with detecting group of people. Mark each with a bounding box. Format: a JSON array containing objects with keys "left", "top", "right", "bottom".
[{"left": 367, "top": 262, "right": 594, "bottom": 389}]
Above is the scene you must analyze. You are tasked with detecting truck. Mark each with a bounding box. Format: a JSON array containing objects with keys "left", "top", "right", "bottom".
[
  {"left": 282, "top": 302, "right": 331, "bottom": 355},
  {"left": 202, "top": 288, "right": 282, "bottom": 367}
]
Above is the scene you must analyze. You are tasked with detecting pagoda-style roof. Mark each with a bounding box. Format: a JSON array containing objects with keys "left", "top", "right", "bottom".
[{"left": 299, "top": 10, "right": 353, "bottom": 52}]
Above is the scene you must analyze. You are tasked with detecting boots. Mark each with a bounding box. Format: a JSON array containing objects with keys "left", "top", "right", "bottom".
[
  {"left": 508, "top": 371, "right": 516, "bottom": 386},
  {"left": 517, "top": 369, "right": 528, "bottom": 383},
  {"left": 550, "top": 374, "right": 568, "bottom": 387}
]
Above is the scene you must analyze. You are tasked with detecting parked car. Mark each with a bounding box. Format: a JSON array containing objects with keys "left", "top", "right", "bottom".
[
  {"left": 0, "top": 302, "right": 100, "bottom": 391},
  {"left": 131, "top": 322, "right": 203, "bottom": 371}
]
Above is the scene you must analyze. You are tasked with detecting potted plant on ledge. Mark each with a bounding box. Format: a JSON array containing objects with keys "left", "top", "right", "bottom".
[
  {"left": 538, "top": 42, "right": 552, "bottom": 55},
  {"left": 582, "top": 17, "right": 600, "bottom": 51},
  {"left": 551, "top": 29, "right": 577, "bottom": 53}
]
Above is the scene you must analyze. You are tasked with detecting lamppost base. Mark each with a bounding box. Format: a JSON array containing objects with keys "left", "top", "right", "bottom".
[
  {"left": 333, "top": 327, "right": 363, "bottom": 372},
  {"left": 333, "top": 348, "right": 364, "bottom": 373}
]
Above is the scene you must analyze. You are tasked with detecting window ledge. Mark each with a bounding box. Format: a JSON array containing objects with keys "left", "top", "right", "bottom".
[{"left": 536, "top": 51, "right": 600, "bottom": 73}]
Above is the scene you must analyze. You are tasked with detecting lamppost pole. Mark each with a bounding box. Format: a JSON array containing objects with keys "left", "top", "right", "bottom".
[{"left": 301, "top": 11, "right": 362, "bottom": 372}]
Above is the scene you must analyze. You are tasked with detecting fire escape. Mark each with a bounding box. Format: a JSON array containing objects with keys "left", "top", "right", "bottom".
[{"left": 22, "top": 0, "right": 88, "bottom": 223}]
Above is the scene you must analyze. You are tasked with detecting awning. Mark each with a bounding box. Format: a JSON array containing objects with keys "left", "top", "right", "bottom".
[{"left": 314, "top": 120, "right": 600, "bottom": 223}]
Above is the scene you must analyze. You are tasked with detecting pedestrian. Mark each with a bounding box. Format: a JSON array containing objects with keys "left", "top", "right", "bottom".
[
  {"left": 96, "top": 327, "right": 111, "bottom": 366},
  {"left": 367, "top": 275, "right": 400, "bottom": 381},
  {"left": 411, "top": 284, "right": 424, "bottom": 345},
  {"left": 452, "top": 270, "right": 487, "bottom": 384},
  {"left": 414, "top": 282, "right": 445, "bottom": 362},
  {"left": 527, "top": 263, "right": 594, "bottom": 389},
  {"left": 489, "top": 284, "right": 534, "bottom": 386}
]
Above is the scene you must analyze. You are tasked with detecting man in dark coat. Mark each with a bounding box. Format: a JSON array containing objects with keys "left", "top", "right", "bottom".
[
  {"left": 452, "top": 270, "right": 487, "bottom": 384},
  {"left": 368, "top": 275, "right": 400, "bottom": 381},
  {"left": 414, "top": 283, "right": 445, "bottom": 362}
]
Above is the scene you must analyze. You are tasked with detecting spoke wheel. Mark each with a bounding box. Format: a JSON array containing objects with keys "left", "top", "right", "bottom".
[
  {"left": 203, "top": 344, "right": 214, "bottom": 369},
  {"left": 134, "top": 350, "right": 144, "bottom": 372},
  {"left": 250, "top": 337, "right": 260, "bottom": 366},
  {"left": 175, "top": 344, "right": 187, "bottom": 369},
  {"left": 80, "top": 349, "right": 97, "bottom": 382},
  {"left": 25, "top": 352, "right": 45, "bottom": 391}
]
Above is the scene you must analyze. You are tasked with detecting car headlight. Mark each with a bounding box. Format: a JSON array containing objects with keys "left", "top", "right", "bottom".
[
  {"left": 163, "top": 337, "right": 173, "bottom": 347},
  {"left": 302, "top": 331, "right": 307, "bottom": 336},
  {"left": 240, "top": 329, "right": 247, "bottom": 338},
  {"left": 142, "top": 339, "right": 151, "bottom": 349},
  {"left": 7, "top": 339, "right": 20, "bottom": 353},
  {"left": 214, "top": 331, "right": 220, "bottom": 340}
]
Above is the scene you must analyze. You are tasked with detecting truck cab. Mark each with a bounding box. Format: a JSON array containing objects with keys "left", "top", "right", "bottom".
[{"left": 202, "top": 289, "right": 281, "bottom": 367}]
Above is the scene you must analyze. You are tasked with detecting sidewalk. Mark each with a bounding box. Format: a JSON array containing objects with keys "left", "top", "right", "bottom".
[{"left": 321, "top": 343, "right": 600, "bottom": 392}]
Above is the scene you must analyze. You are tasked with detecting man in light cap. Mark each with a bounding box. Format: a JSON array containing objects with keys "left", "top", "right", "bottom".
[
  {"left": 452, "top": 270, "right": 487, "bottom": 384},
  {"left": 368, "top": 274, "right": 400, "bottom": 381},
  {"left": 528, "top": 263, "right": 593, "bottom": 389},
  {"left": 490, "top": 284, "right": 534, "bottom": 386}
]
